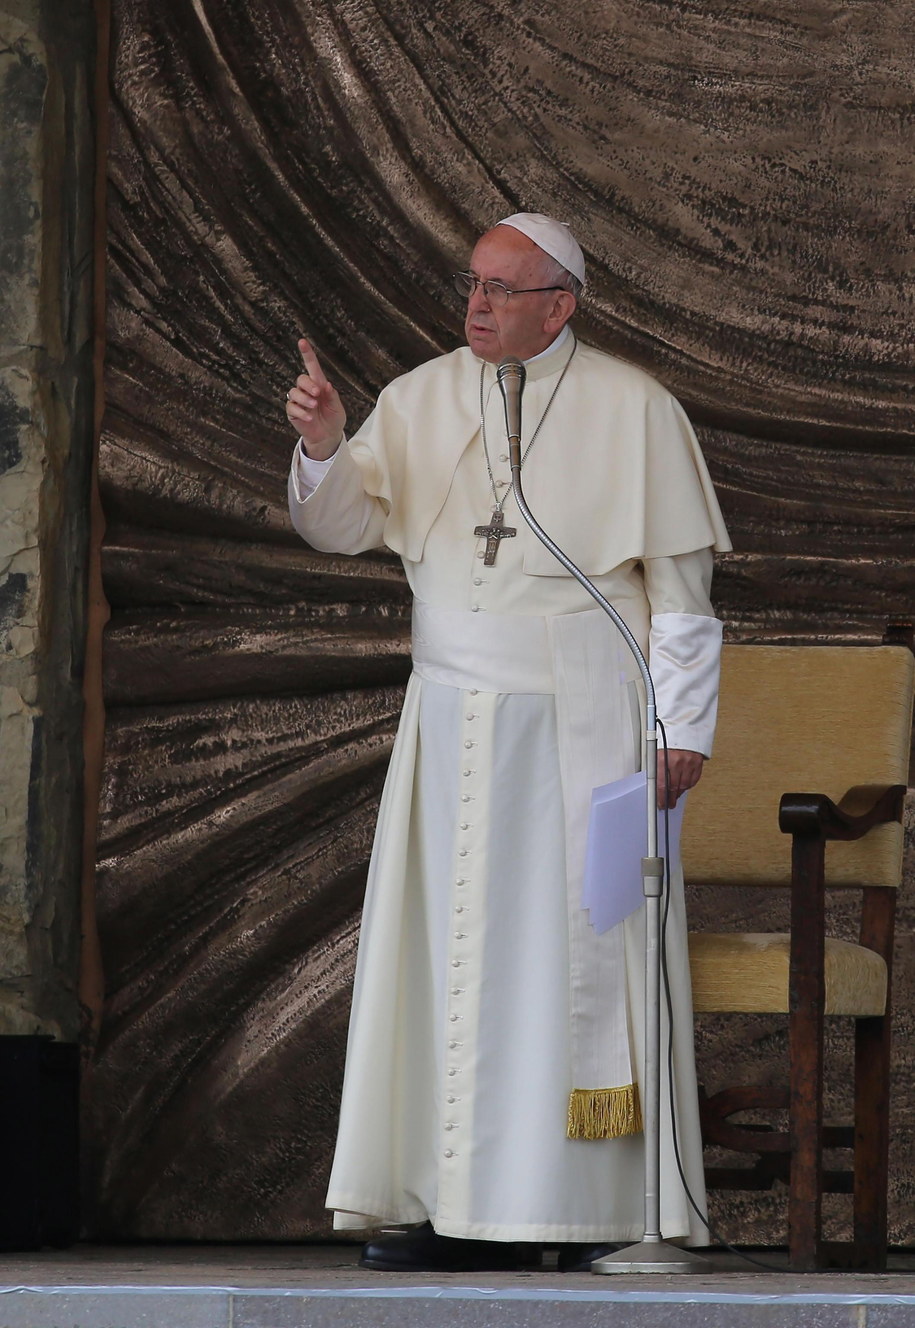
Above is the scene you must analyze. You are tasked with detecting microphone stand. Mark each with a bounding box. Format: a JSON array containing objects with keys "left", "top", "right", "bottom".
[{"left": 498, "top": 358, "right": 705, "bottom": 1275}]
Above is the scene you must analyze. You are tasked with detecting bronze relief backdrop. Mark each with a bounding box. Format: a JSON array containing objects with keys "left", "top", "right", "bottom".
[{"left": 87, "top": 0, "right": 915, "bottom": 1240}]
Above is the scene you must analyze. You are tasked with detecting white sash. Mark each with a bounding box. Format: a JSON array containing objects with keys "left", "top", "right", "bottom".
[{"left": 412, "top": 599, "right": 643, "bottom": 1140}]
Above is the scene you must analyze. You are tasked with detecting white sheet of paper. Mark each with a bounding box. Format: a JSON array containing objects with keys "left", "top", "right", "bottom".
[{"left": 582, "top": 771, "right": 687, "bottom": 934}]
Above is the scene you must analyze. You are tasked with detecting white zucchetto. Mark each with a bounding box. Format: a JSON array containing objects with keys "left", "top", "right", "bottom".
[{"left": 495, "top": 212, "right": 586, "bottom": 284}]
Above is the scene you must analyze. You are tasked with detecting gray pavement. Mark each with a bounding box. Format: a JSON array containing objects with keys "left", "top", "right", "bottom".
[{"left": 1, "top": 1245, "right": 915, "bottom": 1327}]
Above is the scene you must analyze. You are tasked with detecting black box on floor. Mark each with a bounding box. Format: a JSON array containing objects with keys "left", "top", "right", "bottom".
[{"left": 0, "top": 1035, "right": 79, "bottom": 1249}]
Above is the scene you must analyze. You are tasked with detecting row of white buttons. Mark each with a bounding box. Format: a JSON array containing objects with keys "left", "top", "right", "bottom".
[{"left": 442, "top": 679, "right": 485, "bottom": 1162}]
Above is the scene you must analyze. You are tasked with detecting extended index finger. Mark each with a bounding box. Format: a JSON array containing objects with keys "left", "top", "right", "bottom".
[{"left": 298, "top": 336, "right": 329, "bottom": 386}]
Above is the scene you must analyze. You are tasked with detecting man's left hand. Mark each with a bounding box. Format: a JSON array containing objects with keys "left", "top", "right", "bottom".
[{"left": 656, "top": 749, "right": 704, "bottom": 809}]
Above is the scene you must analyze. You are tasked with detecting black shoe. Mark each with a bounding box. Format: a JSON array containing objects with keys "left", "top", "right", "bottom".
[
  {"left": 556, "top": 1241, "right": 620, "bottom": 1272},
  {"left": 360, "top": 1220, "right": 528, "bottom": 1272}
]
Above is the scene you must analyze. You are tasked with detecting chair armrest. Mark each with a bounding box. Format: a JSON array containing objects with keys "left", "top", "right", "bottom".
[{"left": 779, "top": 785, "right": 906, "bottom": 842}]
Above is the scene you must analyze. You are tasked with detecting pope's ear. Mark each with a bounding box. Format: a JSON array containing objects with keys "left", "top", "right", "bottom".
[{"left": 549, "top": 289, "right": 577, "bottom": 326}]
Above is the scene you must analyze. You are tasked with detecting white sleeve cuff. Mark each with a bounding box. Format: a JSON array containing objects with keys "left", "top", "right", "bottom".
[
  {"left": 290, "top": 439, "right": 340, "bottom": 502},
  {"left": 649, "top": 612, "right": 723, "bottom": 757}
]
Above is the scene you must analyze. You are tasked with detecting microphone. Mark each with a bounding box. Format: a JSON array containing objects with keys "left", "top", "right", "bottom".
[{"left": 496, "top": 358, "right": 526, "bottom": 471}]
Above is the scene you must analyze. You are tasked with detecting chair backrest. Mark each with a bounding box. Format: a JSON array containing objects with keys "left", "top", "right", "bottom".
[{"left": 681, "top": 644, "right": 914, "bottom": 887}]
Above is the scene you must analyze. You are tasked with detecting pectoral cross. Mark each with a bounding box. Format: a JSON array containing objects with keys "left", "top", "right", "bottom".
[{"left": 474, "top": 508, "right": 517, "bottom": 566}]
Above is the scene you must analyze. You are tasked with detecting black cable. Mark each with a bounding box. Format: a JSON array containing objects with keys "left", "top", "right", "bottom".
[{"left": 657, "top": 717, "right": 787, "bottom": 1273}]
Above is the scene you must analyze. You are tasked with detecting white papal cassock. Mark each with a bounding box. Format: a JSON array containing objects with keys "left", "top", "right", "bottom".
[{"left": 288, "top": 329, "right": 731, "bottom": 1243}]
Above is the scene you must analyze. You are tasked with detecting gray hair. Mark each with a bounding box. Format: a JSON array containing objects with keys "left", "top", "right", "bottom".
[{"left": 539, "top": 253, "right": 584, "bottom": 301}]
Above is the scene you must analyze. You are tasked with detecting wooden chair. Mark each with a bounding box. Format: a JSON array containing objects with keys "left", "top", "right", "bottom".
[{"left": 682, "top": 633, "right": 914, "bottom": 1270}]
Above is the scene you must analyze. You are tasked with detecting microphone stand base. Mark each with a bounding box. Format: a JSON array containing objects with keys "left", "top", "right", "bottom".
[{"left": 590, "top": 1240, "right": 708, "bottom": 1275}]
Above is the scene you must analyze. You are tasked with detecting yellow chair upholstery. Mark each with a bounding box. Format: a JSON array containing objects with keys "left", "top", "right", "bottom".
[
  {"left": 682, "top": 645, "right": 912, "bottom": 889},
  {"left": 689, "top": 932, "right": 888, "bottom": 1017}
]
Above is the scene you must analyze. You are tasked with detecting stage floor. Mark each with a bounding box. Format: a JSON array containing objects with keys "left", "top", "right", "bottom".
[{"left": 2, "top": 1245, "right": 915, "bottom": 1326}]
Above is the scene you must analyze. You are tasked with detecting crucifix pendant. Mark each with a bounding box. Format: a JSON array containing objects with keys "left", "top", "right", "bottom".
[{"left": 474, "top": 507, "right": 517, "bottom": 566}]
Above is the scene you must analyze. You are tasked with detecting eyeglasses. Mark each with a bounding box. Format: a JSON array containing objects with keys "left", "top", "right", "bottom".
[{"left": 453, "top": 271, "right": 566, "bottom": 309}]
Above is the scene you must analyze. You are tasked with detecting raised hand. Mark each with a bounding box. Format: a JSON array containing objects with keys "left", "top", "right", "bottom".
[{"left": 286, "top": 337, "right": 347, "bottom": 460}]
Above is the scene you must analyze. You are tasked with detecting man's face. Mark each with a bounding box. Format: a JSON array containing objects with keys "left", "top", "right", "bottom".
[{"left": 463, "top": 227, "right": 572, "bottom": 363}]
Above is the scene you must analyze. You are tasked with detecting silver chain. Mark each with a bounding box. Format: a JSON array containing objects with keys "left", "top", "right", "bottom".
[{"left": 479, "top": 333, "right": 577, "bottom": 513}]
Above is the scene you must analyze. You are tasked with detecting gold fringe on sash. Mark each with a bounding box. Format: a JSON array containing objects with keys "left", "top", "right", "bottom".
[{"left": 567, "top": 1084, "right": 643, "bottom": 1140}]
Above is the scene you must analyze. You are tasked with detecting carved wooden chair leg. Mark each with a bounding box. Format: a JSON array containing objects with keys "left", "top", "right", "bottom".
[
  {"left": 853, "top": 1012, "right": 890, "bottom": 1269},
  {"left": 788, "top": 832, "right": 826, "bottom": 1270},
  {"left": 853, "top": 883, "right": 895, "bottom": 1270},
  {"left": 788, "top": 996, "right": 824, "bottom": 1268}
]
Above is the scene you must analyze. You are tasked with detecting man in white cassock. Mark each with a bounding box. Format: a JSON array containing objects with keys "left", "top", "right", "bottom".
[{"left": 285, "top": 213, "right": 731, "bottom": 1273}]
